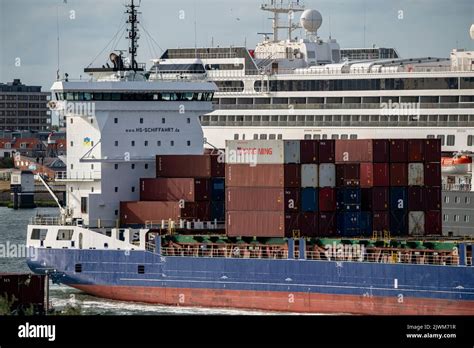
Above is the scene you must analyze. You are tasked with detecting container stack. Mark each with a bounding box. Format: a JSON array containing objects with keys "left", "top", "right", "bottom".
[
  {"left": 120, "top": 152, "right": 225, "bottom": 226},
  {"left": 224, "top": 138, "right": 441, "bottom": 238}
]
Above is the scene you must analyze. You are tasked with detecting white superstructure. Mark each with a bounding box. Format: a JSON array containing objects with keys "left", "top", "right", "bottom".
[{"left": 157, "top": 1, "right": 474, "bottom": 153}]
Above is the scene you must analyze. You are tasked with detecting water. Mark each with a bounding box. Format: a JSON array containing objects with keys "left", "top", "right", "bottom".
[{"left": 0, "top": 207, "right": 292, "bottom": 315}]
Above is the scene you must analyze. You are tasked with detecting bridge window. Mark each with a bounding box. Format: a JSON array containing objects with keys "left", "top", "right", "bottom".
[
  {"left": 57, "top": 229, "right": 74, "bottom": 240},
  {"left": 447, "top": 135, "right": 455, "bottom": 146},
  {"left": 468, "top": 135, "right": 473, "bottom": 146},
  {"left": 31, "top": 228, "right": 47, "bottom": 240}
]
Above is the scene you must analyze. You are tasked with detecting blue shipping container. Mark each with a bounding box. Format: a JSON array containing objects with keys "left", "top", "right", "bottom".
[
  {"left": 211, "top": 178, "right": 225, "bottom": 201},
  {"left": 301, "top": 188, "right": 318, "bottom": 212},
  {"left": 390, "top": 187, "right": 408, "bottom": 211},
  {"left": 390, "top": 210, "right": 408, "bottom": 236},
  {"left": 336, "top": 188, "right": 361, "bottom": 211},
  {"left": 360, "top": 212, "right": 373, "bottom": 237},
  {"left": 211, "top": 201, "right": 225, "bottom": 221},
  {"left": 337, "top": 212, "right": 361, "bottom": 237}
]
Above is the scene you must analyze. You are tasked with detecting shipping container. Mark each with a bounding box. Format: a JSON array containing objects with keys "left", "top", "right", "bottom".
[
  {"left": 284, "top": 188, "right": 301, "bottom": 213},
  {"left": 424, "top": 163, "right": 441, "bottom": 187},
  {"left": 390, "top": 187, "right": 408, "bottom": 210},
  {"left": 361, "top": 187, "right": 389, "bottom": 211},
  {"left": 319, "top": 187, "right": 337, "bottom": 211},
  {"left": 225, "top": 164, "right": 300, "bottom": 188},
  {"left": 336, "top": 187, "right": 361, "bottom": 211},
  {"left": 156, "top": 155, "right": 212, "bottom": 178},
  {"left": 372, "top": 211, "right": 390, "bottom": 231},
  {"left": 424, "top": 139, "right": 441, "bottom": 163},
  {"left": 301, "top": 187, "right": 318, "bottom": 212},
  {"left": 335, "top": 139, "right": 373, "bottom": 163},
  {"left": 425, "top": 210, "right": 442, "bottom": 235},
  {"left": 373, "top": 139, "right": 390, "bottom": 163},
  {"left": 284, "top": 140, "right": 301, "bottom": 164},
  {"left": 319, "top": 212, "right": 337, "bottom": 236},
  {"left": 224, "top": 140, "right": 300, "bottom": 164},
  {"left": 225, "top": 140, "right": 283, "bottom": 164},
  {"left": 210, "top": 201, "right": 225, "bottom": 221},
  {"left": 211, "top": 178, "right": 225, "bottom": 201},
  {"left": 139, "top": 178, "right": 210, "bottom": 202},
  {"left": 226, "top": 187, "right": 281, "bottom": 211},
  {"left": 121, "top": 201, "right": 210, "bottom": 225},
  {"left": 360, "top": 163, "right": 373, "bottom": 188},
  {"left": 390, "top": 210, "right": 408, "bottom": 236},
  {"left": 285, "top": 213, "right": 318, "bottom": 238},
  {"left": 390, "top": 163, "right": 408, "bottom": 186},
  {"left": 408, "top": 211, "right": 425, "bottom": 236},
  {"left": 407, "top": 139, "right": 425, "bottom": 162},
  {"left": 210, "top": 154, "right": 225, "bottom": 177},
  {"left": 360, "top": 212, "right": 373, "bottom": 236},
  {"left": 300, "top": 140, "right": 319, "bottom": 164},
  {"left": 389, "top": 139, "right": 408, "bottom": 163},
  {"left": 373, "top": 163, "right": 390, "bottom": 187},
  {"left": 336, "top": 164, "right": 360, "bottom": 187},
  {"left": 319, "top": 140, "right": 335, "bottom": 163},
  {"left": 319, "top": 163, "right": 336, "bottom": 187},
  {"left": 424, "top": 187, "right": 442, "bottom": 210},
  {"left": 226, "top": 211, "right": 284, "bottom": 237},
  {"left": 301, "top": 164, "right": 319, "bottom": 188},
  {"left": 408, "top": 187, "right": 425, "bottom": 211},
  {"left": 337, "top": 212, "right": 361, "bottom": 237},
  {"left": 408, "top": 163, "right": 424, "bottom": 186}
]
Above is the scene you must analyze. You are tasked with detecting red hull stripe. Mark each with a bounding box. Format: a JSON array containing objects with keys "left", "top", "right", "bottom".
[{"left": 72, "top": 284, "right": 474, "bottom": 315}]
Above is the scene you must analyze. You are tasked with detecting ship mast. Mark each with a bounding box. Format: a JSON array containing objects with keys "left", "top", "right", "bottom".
[
  {"left": 260, "top": 0, "right": 305, "bottom": 42},
  {"left": 126, "top": 0, "right": 140, "bottom": 70}
]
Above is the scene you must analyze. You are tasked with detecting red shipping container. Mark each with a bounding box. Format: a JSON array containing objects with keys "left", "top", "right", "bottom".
[
  {"left": 407, "top": 139, "right": 425, "bottom": 162},
  {"left": 373, "top": 139, "right": 390, "bottom": 163},
  {"left": 373, "top": 163, "right": 390, "bottom": 187},
  {"left": 121, "top": 201, "right": 210, "bottom": 225},
  {"left": 424, "top": 163, "right": 441, "bottom": 187},
  {"left": 372, "top": 211, "right": 390, "bottom": 231},
  {"left": 425, "top": 187, "right": 441, "bottom": 210},
  {"left": 319, "top": 140, "right": 335, "bottom": 163},
  {"left": 408, "top": 187, "right": 425, "bottom": 211},
  {"left": 226, "top": 211, "right": 285, "bottom": 237},
  {"left": 139, "top": 178, "right": 210, "bottom": 201},
  {"left": 389, "top": 139, "right": 408, "bottom": 163},
  {"left": 210, "top": 154, "right": 225, "bottom": 177},
  {"left": 335, "top": 139, "right": 373, "bottom": 163},
  {"left": 319, "top": 212, "right": 337, "bottom": 236},
  {"left": 225, "top": 164, "right": 300, "bottom": 188},
  {"left": 336, "top": 164, "right": 360, "bottom": 186},
  {"left": 425, "top": 211, "right": 442, "bottom": 235},
  {"left": 362, "top": 187, "right": 389, "bottom": 211},
  {"left": 284, "top": 213, "right": 318, "bottom": 238},
  {"left": 226, "top": 187, "right": 284, "bottom": 211},
  {"left": 424, "top": 139, "right": 441, "bottom": 163},
  {"left": 300, "top": 140, "right": 319, "bottom": 164},
  {"left": 390, "top": 163, "right": 408, "bottom": 186},
  {"left": 360, "top": 163, "right": 374, "bottom": 188},
  {"left": 156, "top": 155, "right": 212, "bottom": 178},
  {"left": 319, "top": 187, "right": 337, "bottom": 211}
]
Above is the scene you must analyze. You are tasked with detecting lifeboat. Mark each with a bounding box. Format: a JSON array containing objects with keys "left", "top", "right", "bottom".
[{"left": 441, "top": 155, "right": 472, "bottom": 175}]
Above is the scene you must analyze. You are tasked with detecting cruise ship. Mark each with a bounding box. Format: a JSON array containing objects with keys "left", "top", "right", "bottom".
[{"left": 153, "top": 1, "right": 474, "bottom": 153}]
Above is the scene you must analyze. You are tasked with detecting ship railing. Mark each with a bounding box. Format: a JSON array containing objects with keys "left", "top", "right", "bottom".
[
  {"left": 442, "top": 184, "right": 472, "bottom": 192},
  {"left": 160, "top": 246, "right": 289, "bottom": 259},
  {"left": 145, "top": 220, "right": 225, "bottom": 230},
  {"left": 145, "top": 242, "right": 156, "bottom": 253},
  {"left": 305, "top": 250, "right": 462, "bottom": 266},
  {"left": 30, "top": 216, "right": 62, "bottom": 226},
  {"left": 55, "top": 171, "right": 101, "bottom": 181}
]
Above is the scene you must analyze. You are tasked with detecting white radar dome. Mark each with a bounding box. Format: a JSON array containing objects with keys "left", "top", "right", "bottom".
[
  {"left": 470, "top": 24, "right": 474, "bottom": 40},
  {"left": 300, "top": 9, "right": 323, "bottom": 33}
]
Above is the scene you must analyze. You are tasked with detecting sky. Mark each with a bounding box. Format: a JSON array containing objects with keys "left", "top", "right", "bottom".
[{"left": 0, "top": 0, "right": 473, "bottom": 90}]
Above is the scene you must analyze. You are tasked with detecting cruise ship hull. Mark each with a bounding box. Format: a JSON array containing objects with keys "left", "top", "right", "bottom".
[{"left": 27, "top": 248, "right": 474, "bottom": 315}]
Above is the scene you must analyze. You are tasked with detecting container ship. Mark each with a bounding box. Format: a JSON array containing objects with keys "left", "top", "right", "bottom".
[{"left": 26, "top": 0, "right": 474, "bottom": 315}]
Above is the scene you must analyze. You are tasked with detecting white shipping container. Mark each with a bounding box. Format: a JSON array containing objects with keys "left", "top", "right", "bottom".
[
  {"left": 319, "top": 163, "right": 336, "bottom": 188},
  {"left": 408, "top": 163, "right": 424, "bottom": 186},
  {"left": 408, "top": 211, "right": 425, "bottom": 236},
  {"left": 225, "top": 140, "right": 283, "bottom": 164},
  {"left": 284, "top": 140, "right": 300, "bottom": 164},
  {"left": 301, "top": 164, "right": 319, "bottom": 188}
]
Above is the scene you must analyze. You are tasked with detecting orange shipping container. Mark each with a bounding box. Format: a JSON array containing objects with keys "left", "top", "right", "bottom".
[
  {"left": 225, "top": 164, "right": 300, "bottom": 188},
  {"left": 226, "top": 211, "right": 285, "bottom": 237}
]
